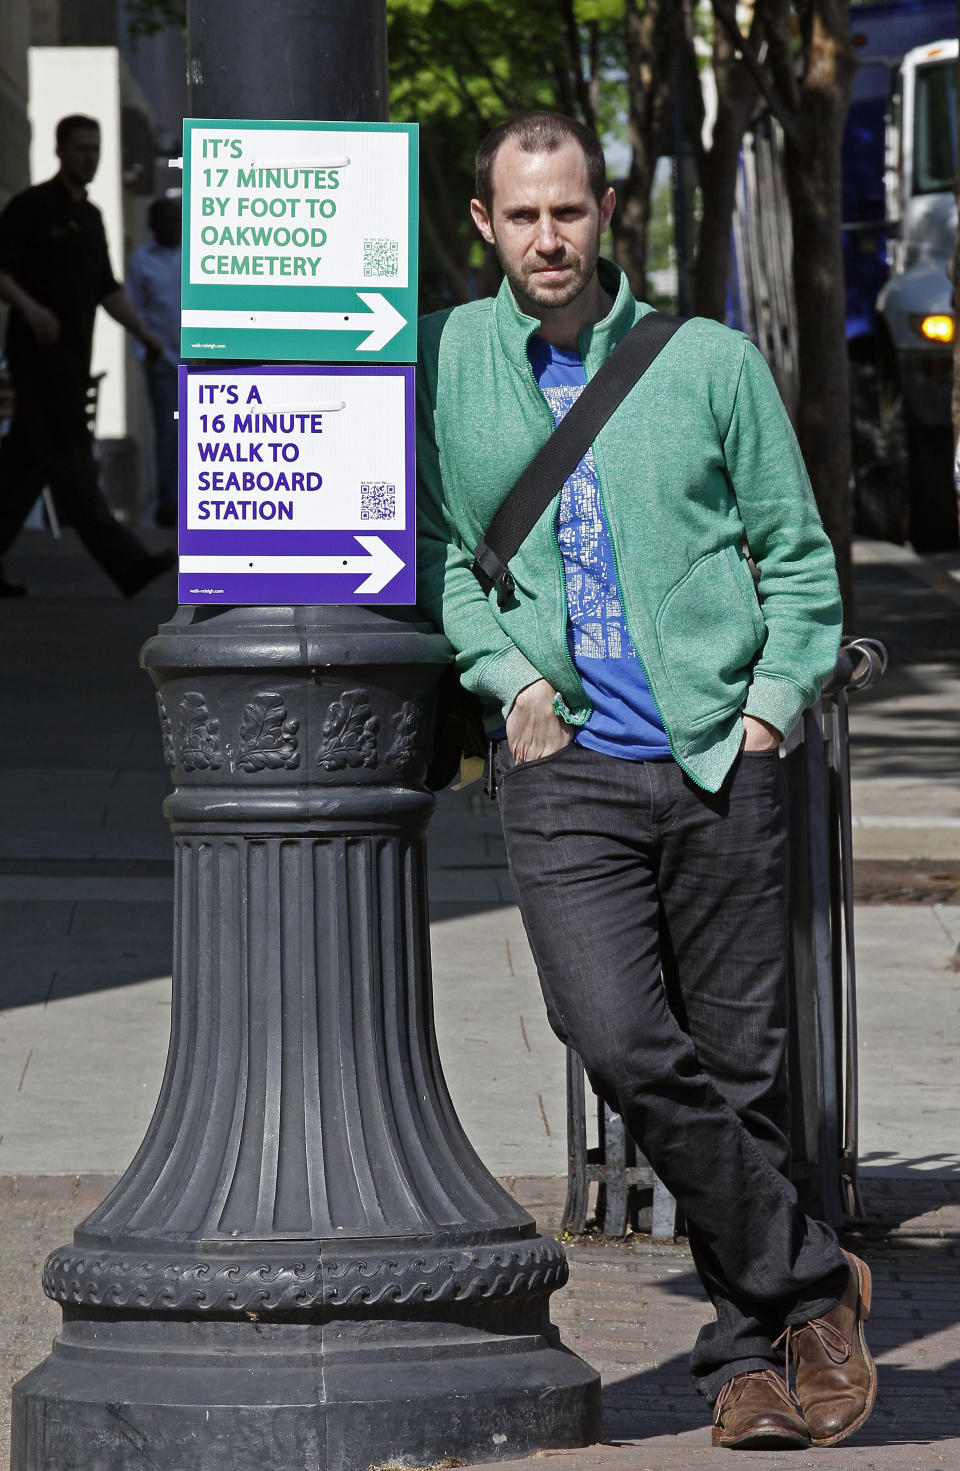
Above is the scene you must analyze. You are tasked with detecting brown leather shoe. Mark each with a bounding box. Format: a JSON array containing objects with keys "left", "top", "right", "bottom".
[
  {"left": 712, "top": 1369, "right": 810, "bottom": 1449},
  {"left": 782, "top": 1249, "right": 877, "bottom": 1446}
]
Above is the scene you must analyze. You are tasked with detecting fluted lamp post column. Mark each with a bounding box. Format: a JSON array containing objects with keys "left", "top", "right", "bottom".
[{"left": 10, "top": 5, "right": 600, "bottom": 1468}]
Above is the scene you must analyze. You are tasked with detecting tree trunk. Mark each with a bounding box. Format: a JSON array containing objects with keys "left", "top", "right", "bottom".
[
  {"left": 614, "top": 0, "right": 673, "bottom": 296},
  {"left": 693, "top": 12, "right": 758, "bottom": 321},
  {"left": 418, "top": 128, "right": 475, "bottom": 305},
  {"left": 782, "top": 3, "right": 857, "bottom": 619}
]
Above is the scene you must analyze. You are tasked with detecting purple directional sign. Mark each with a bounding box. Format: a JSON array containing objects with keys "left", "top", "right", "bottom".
[{"left": 178, "top": 364, "right": 415, "bottom": 604}]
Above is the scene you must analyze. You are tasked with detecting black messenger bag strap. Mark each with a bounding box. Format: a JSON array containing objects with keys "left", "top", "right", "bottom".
[{"left": 472, "top": 310, "right": 687, "bottom": 604}]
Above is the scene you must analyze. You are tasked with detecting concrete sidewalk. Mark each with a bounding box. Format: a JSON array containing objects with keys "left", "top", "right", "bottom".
[{"left": 1, "top": 528, "right": 959, "bottom": 1466}]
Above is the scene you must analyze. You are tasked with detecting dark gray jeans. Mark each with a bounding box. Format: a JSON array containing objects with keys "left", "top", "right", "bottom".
[{"left": 495, "top": 738, "right": 849, "bottom": 1403}]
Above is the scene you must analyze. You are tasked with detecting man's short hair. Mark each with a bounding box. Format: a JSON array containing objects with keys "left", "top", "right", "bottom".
[
  {"left": 56, "top": 115, "right": 100, "bottom": 151},
  {"left": 475, "top": 113, "right": 607, "bottom": 213}
]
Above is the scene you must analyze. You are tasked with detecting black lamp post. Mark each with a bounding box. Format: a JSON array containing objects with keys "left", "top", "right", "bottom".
[{"left": 10, "top": 6, "right": 600, "bottom": 1468}]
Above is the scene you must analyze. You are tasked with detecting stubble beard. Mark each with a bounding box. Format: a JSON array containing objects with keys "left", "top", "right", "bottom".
[{"left": 494, "top": 230, "right": 602, "bottom": 319}]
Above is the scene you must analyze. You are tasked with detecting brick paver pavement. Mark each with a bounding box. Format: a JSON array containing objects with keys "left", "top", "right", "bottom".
[
  {"left": 506, "top": 1176, "right": 960, "bottom": 1471},
  {"left": 2, "top": 1174, "right": 958, "bottom": 1470},
  {"left": 549, "top": 1239, "right": 959, "bottom": 1470}
]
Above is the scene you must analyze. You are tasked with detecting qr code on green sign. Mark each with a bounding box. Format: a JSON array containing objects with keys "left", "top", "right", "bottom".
[
  {"left": 361, "top": 481, "right": 396, "bottom": 520},
  {"left": 363, "top": 238, "right": 399, "bottom": 277}
]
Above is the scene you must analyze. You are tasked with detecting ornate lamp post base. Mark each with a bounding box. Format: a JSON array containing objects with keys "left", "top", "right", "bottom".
[
  {"left": 11, "top": 606, "right": 600, "bottom": 1470},
  {"left": 14, "top": 1310, "right": 596, "bottom": 1470}
]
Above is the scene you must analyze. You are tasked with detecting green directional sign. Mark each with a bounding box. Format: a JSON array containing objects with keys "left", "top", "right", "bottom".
[{"left": 181, "top": 119, "right": 418, "bottom": 362}]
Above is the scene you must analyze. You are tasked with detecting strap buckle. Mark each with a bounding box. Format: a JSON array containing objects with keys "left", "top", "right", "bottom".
[
  {"left": 494, "top": 571, "right": 515, "bottom": 607},
  {"left": 472, "top": 539, "right": 516, "bottom": 606}
]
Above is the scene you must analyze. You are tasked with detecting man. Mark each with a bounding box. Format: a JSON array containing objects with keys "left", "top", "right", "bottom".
[
  {"left": 0, "top": 114, "right": 175, "bottom": 596},
  {"left": 416, "top": 113, "right": 876, "bottom": 1451},
  {"left": 127, "top": 195, "right": 181, "bottom": 528}
]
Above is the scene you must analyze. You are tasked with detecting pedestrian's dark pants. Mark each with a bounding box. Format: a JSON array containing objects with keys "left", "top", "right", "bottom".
[
  {"left": 495, "top": 738, "right": 849, "bottom": 1403},
  {"left": 0, "top": 372, "right": 149, "bottom": 593}
]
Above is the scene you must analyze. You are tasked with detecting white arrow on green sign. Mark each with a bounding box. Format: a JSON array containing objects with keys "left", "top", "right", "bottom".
[
  {"left": 181, "top": 291, "right": 406, "bottom": 353},
  {"left": 180, "top": 119, "right": 418, "bottom": 363}
]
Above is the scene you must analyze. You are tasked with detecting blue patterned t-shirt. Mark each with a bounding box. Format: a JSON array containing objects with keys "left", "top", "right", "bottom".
[{"left": 529, "top": 334, "right": 670, "bottom": 760}]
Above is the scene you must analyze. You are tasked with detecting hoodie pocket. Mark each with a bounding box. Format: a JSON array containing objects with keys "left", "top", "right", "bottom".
[{"left": 655, "top": 546, "right": 766, "bottom": 726}]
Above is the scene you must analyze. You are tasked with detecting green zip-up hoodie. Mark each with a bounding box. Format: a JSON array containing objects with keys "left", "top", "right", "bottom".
[{"left": 416, "top": 261, "right": 842, "bottom": 793}]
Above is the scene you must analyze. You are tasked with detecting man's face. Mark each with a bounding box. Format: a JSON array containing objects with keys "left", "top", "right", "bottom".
[
  {"left": 471, "top": 138, "right": 615, "bottom": 314},
  {"left": 57, "top": 128, "right": 101, "bottom": 187}
]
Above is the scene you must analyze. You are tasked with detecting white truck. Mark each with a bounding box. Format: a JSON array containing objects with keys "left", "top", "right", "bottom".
[{"left": 873, "top": 38, "right": 958, "bottom": 551}]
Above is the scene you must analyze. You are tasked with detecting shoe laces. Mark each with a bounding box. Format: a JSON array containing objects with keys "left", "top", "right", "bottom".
[
  {"left": 774, "top": 1316, "right": 852, "bottom": 1384},
  {"left": 714, "top": 1367, "right": 803, "bottom": 1425}
]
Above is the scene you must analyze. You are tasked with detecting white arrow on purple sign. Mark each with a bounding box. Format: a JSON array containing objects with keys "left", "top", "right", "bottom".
[{"left": 180, "top": 535, "right": 405, "bottom": 595}]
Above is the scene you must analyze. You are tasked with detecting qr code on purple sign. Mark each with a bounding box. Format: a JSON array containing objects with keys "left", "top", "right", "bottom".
[{"left": 361, "top": 481, "right": 396, "bottom": 520}]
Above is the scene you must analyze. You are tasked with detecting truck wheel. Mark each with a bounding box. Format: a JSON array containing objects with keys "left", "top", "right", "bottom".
[{"left": 905, "top": 415, "right": 960, "bottom": 553}]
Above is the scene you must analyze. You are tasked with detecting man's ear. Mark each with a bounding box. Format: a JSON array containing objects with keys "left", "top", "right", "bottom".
[
  {"left": 599, "top": 186, "right": 616, "bottom": 236},
  {"left": 470, "top": 197, "right": 496, "bottom": 246}
]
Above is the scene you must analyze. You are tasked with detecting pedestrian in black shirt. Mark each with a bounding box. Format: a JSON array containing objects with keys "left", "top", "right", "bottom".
[{"left": 0, "top": 114, "right": 176, "bottom": 597}]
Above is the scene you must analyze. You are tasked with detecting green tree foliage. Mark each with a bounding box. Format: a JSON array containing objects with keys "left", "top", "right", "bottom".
[{"left": 387, "top": 0, "right": 625, "bottom": 309}]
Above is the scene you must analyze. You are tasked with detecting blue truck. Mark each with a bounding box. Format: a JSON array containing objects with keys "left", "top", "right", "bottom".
[{"left": 845, "top": 0, "right": 958, "bottom": 550}]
